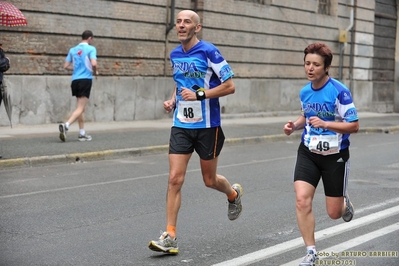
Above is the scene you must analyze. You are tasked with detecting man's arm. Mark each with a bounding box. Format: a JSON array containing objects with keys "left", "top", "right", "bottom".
[
  {"left": 203, "top": 78, "right": 235, "bottom": 98},
  {"left": 90, "top": 58, "right": 98, "bottom": 75},
  {"left": 180, "top": 78, "right": 235, "bottom": 101},
  {"left": 63, "top": 61, "right": 73, "bottom": 70},
  {"left": 163, "top": 85, "right": 176, "bottom": 113}
]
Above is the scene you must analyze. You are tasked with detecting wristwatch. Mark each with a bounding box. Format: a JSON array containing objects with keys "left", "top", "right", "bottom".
[{"left": 196, "top": 90, "right": 206, "bottom": 101}]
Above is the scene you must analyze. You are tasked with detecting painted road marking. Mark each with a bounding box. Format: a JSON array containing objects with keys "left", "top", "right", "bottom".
[
  {"left": 280, "top": 222, "right": 399, "bottom": 266},
  {"left": 212, "top": 205, "right": 399, "bottom": 266}
]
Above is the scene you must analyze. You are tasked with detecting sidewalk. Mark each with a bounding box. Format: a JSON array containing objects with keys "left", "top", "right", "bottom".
[{"left": 0, "top": 112, "right": 398, "bottom": 169}]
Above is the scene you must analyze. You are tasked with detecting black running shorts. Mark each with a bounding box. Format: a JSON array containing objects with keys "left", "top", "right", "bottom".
[
  {"left": 71, "top": 79, "right": 92, "bottom": 98},
  {"left": 294, "top": 142, "right": 350, "bottom": 197},
  {"left": 169, "top": 126, "right": 225, "bottom": 160}
]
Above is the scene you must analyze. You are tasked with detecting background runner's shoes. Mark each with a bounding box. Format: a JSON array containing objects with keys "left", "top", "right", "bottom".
[
  {"left": 148, "top": 231, "right": 178, "bottom": 254},
  {"left": 78, "top": 134, "right": 92, "bottom": 141},
  {"left": 228, "top": 183, "right": 243, "bottom": 220},
  {"left": 59, "top": 123, "right": 67, "bottom": 142},
  {"left": 342, "top": 194, "right": 354, "bottom": 222}
]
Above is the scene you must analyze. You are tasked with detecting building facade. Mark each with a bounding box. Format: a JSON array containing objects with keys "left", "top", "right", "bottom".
[{"left": 0, "top": 0, "right": 398, "bottom": 125}]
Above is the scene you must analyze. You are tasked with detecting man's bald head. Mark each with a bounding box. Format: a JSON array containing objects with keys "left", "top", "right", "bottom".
[{"left": 177, "top": 10, "right": 201, "bottom": 25}]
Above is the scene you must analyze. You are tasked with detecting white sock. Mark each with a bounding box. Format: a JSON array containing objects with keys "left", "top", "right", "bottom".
[
  {"left": 79, "top": 129, "right": 85, "bottom": 136},
  {"left": 307, "top": 245, "right": 317, "bottom": 254},
  {"left": 65, "top": 122, "right": 70, "bottom": 129}
]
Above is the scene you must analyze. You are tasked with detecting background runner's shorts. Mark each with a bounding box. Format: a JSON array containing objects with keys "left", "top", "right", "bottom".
[
  {"left": 169, "top": 126, "right": 225, "bottom": 160},
  {"left": 294, "top": 142, "right": 350, "bottom": 197},
  {"left": 71, "top": 79, "right": 92, "bottom": 98}
]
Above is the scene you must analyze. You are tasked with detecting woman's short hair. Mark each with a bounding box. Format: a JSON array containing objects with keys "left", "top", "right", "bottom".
[{"left": 304, "top": 42, "right": 333, "bottom": 74}]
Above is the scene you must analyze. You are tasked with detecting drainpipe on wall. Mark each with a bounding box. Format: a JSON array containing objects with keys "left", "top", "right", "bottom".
[
  {"left": 165, "top": 0, "right": 175, "bottom": 35},
  {"left": 164, "top": 0, "right": 175, "bottom": 76},
  {"left": 349, "top": 0, "right": 356, "bottom": 91},
  {"left": 395, "top": 0, "right": 399, "bottom": 112},
  {"left": 339, "top": 0, "right": 354, "bottom": 83}
]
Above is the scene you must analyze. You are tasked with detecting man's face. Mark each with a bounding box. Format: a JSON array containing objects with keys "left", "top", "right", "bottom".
[{"left": 175, "top": 11, "right": 200, "bottom": 43}]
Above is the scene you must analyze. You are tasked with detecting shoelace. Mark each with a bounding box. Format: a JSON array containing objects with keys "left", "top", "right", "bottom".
[
  {"left": 303, "top": 253, "right": 315, "bottom": 262},
  {"left": 158, "top": 231, "right": 168, "bottom": 239}
]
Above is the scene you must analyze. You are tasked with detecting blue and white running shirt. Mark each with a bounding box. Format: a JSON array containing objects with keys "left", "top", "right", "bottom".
[
  {"left": 65, "top": 43, "right": 97, "bottom": 81},
  {"left": 300, "top": 77, "right": 358, "bottom": 154},
  {"left": 170, "top": 40, "right": 234, "bottom": 129}
]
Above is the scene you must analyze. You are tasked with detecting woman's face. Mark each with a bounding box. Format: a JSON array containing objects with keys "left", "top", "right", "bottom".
[{"left": 304, "top": 53, "right": 330, "bottom": 88}]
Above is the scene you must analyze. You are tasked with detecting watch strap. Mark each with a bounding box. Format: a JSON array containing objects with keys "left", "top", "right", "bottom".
[{"left": 196, "top": 90, "right": 206, "bottom": 101}]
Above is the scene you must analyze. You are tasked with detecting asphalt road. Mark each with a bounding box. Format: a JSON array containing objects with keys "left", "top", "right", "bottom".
[{"left": 1, "top": 131, "right": 398, "bottom": 265}]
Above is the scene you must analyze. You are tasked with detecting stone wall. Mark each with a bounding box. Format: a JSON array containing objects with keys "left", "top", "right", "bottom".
[{"left": 0, "top": 76, "right": 307, "bottom": 126}]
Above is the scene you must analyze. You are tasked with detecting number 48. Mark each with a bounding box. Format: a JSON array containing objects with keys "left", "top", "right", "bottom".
[{"left": 183, "top": 107, "right": 194, "bottom": 118}]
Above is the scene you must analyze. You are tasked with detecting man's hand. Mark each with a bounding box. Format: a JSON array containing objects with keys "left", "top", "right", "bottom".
[
  {"left": 163, "top": 99, "right": 175, "bottom": 113},
  {"left": 180, "top": 87, "right": 196, "bottom": 101}
]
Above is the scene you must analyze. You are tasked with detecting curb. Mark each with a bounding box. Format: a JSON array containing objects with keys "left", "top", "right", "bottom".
[
  {"left": 0, "top": 127, "right": 397, "bottom": 170},
  {"left": 0, "top": 146, "right": 170, "bottom": 169},
  {"left": 358, "top": 126, "right": 399, "bottom": 134}
]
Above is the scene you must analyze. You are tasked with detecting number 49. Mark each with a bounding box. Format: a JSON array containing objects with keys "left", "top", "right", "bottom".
[{"left": 316, "top": 141, "right": 330, "bottom": 151}]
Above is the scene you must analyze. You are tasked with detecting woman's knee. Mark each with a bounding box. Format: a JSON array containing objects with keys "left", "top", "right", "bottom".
[
  {"left": 296, "top": 196, "right": 312, "bottom": 212},
  {"left": 326, "top": 197, "right": 345, "bottom": 219},
  {"left": 294, "top": 181, "right": 315, "bottom": 212},
  {"left": 326, "top": 205, "right": 343, "bottom": 219},
  {"left": 327, "top": 211, "right": 342, "bottom": 220}
]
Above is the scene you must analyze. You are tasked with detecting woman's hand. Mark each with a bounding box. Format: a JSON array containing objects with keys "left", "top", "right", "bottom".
[
  {"left": 284, "top": 121, "right": 296, "bottom": 136},
  {"left": 308, "top": 116, "right": 327, "bottom": 129}
]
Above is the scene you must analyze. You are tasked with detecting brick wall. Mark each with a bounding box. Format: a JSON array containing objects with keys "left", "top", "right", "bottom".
[
  {"left": 2, "top": 0, "right": 353, "bottom": 79},
  {"left": 2, "top": 0, "right": 192, "bottom": 76}
]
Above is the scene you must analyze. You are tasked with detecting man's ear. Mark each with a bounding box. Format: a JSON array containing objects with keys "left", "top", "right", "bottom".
[{"left": 195, "top": 23, "right": 202, "bottom": 33}]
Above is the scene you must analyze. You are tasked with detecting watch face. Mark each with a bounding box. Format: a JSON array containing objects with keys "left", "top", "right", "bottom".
[{"left": 198, "top": 91, "right": 204, "bottom": 96}]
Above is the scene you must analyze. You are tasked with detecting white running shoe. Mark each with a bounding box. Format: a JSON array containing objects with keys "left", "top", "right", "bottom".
[
  {"left": 299, "top": 250, "right": 319, "bottom": 266},
  {"left": 78, "top": 134, "right": 92, "bottom": 142},
  {"left": 228, "top": 183, "right": 243, "bottom": 220},
  {"left": 148, "top": 231, "right": 178, "bottom": 254},
  {"left": 59, "top": 123, "right": 67, "bottom": 142},
  {"left": 342, "top": 194, "right": 354, "bottom": 222}
]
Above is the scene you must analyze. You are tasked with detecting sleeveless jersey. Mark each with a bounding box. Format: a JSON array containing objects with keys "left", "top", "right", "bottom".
[
  {"left": 170, "top": 40, "right": 234, "bottom": 129},
  {"left": 65, "top": 43, "right": 97, "bottom": 81},
  {"left": 300, "top": 77, "right": 358, "bottom": 152}
]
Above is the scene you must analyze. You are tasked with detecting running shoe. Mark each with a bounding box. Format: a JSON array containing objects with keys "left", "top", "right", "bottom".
[
  {"left": 148, "top": 231, "right": 178, "bottom": 254},
  {"left": 299, "top": 250, "right": 319, "bottom": 266},
  {"left": 342, "top": 193, "right": 354, "bottom": 222},
  {"left": 59, "top": 123, "right": 68, "bottom": 142},
  {"left": 228, "top": 183, "right": 243, "bottom": 220},
  {"left": 78, "top": 134, "right": 92, "bottom": 142}
]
